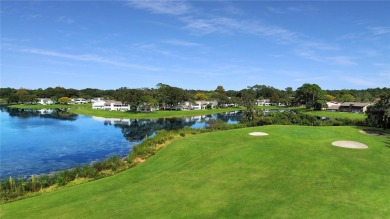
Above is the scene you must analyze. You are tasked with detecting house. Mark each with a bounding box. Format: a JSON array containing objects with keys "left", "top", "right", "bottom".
[
  {"left": 38, "top": 98, "right": 54, "bottom": 105},
  {"left": 271, "top": 102, "right": 286, "bottom": 107},
  {"left": 91, "top": 97, "right": 104, "bottom": 103},
  {"left": 339, "top": 102, "right": 372, "bottom": 113},
  {"left": 138, "top": 103, "right": 159, "bottom": 112},
  {"left": 326, "top": 105, "right": 341, "bottom": 112},
  {"left": 92, "top": 100, "right": 106, "bottom": 110},
  {"left": 182, "top": 100, "right": 218, "bottom": 110},
  {"left": 325, "top": 101, "right": 341, "bottom": 111},
  {"left": 256, "top": 99, "right": 271, "bottom": 106},
  {"left": 92, "top": 100, "right": 130, "bottom": 111},
  {"left": 71, "top": 98, "right": 88, "bottom": 104},
  {"left": 192, "top": 100, "right": 215, "bottom": 110}
]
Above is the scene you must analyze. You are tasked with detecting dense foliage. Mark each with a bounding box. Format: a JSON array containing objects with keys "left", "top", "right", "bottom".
[
  {"left": 1, "top": 84, "right": 388, "bottom": 109},
  {"left": 366, "top": 94, "right": 390, "bottom": 129}
]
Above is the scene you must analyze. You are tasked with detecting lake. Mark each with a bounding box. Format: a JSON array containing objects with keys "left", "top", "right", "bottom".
[{"left": 0, "top": 107, "right": 241, "bottom": 178}]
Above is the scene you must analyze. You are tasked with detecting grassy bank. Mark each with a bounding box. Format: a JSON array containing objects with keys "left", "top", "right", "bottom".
[
  {"left": 69, "top": 107, "right": 243, "bottom": 119},
  {"left": 255, "top": 106, "right": 367, "bottom": 120},
  {"left": 1, "top": 126, "right": 389, "bottom": 218},
  {"left": 301, "top": 110, "right": 367, "bottom": 119}
]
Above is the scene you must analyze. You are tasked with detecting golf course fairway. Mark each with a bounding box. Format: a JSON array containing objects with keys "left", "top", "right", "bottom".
[{"left": 1, "top": 126, "right": 389, "bottom": 218}]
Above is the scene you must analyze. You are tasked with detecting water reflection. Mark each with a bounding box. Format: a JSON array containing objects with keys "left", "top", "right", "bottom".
[
  {"left": 0, "top": 107, "right": 241, "bottom": 178},
  {"left": 93, "top": 110, "right": 242, "bottom": 142},
  {"left": 3, "top": 107, "right": 78, "bottom": 121}
]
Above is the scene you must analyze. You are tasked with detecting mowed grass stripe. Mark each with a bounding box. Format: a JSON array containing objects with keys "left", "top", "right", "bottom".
[{"left": 1, "top": 126, "right": 389, "bottom": 218}]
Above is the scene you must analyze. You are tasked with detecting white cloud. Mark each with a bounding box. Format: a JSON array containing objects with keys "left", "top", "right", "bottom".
[
  {"left": 163, "top": 39, "right": 201, "bottom": 47},
  {"left": 368, "top": 26, "right": 390, "bottom": 35},
  {"left": 326, "top": 56, "right": 356, "bottom": 65},
  {"left": 181, "top": 16, "right": 298, "bottom": 42},
  {"left": 342, "top": 77, "right": 382, "bottom": 87},
  {"left": 21, "top": 48, "right": 160, "bottom": 71},
  {"left": 57, "top": 16, "right": 74, "bottom": 24},
  {"left": 267, "top": 7, "right": 285, "bottom": 14},
  {"left": 295, "top": 49, "right": 356, "bottom": 65},
  {"left": 267, "top": 5, "right": 315, "bottom": 14},
  {"left": 127, "top": 0, "right": 191, "bottom": 15}
]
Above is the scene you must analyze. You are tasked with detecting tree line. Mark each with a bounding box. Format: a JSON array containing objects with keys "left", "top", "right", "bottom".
[{"left": 1, "top": 83, "right": 388, "bottom": 107}]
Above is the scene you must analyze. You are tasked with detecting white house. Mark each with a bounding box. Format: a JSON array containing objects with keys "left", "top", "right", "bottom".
[
  {"left": 38, "top": 98, "right": 54, "bottom": 105},
  {"left": 325, "top": 101, "right": 341, "bottom": 111},
  {"left": 71, "top": 98, "right": 88, "bottom": 104},
  {"left": 92, "top": 100, "right": 130, "bottom": 111},
  {"left": 256, "top": 99, "right": 271, "bottom": 106},
  {"left": 92, "top": 100, "right": 106, "bottom": 110},
  {"left": 91, "top": 97, "right": 104, "bottom": 103},
  {"left": 182, "top": 100, "right": 218, "bottom": 110}
]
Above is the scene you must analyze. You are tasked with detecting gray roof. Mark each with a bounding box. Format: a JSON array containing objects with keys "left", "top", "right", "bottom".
[
  {"left": 340, "top": 102, "right": 371, "bottom": 107},
  {"left": 327, "top": 105, "right": 340, "bottom": 110}
]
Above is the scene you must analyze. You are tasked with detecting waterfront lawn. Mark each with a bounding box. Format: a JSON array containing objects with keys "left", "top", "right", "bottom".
[
  {"left": 69, "top": 107, "right": 243, "bottom": 119},
  {"left": 301, "top": 110, "right": 367, "bottom": 119},
  {"left": 1, "top": 126, "right": 389, "bottom": 218}
]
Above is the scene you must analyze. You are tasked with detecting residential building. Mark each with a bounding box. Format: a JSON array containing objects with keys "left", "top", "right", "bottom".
[
  {"left": 339, "top": 102, "right": 372, "bottom": 113},
  {"left": 325, "top": 101, "right": 341, "bottom": 111},
  {"left": 256, "top": 99, "right": 271, "bottom": 106},
  {"left": 182, "top": 100, "right": 218, "bottom": 110},
  {"left": 71, "top": 98, "right": 88, "bottom": 104},
  {"left": 92, "top": 100, "right": 130, "bottom": 111},
  {"left": 38, "top": 98, "right": 54, "bottom": 105}
]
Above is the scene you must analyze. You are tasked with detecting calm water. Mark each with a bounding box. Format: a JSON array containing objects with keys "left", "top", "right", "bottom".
[{"left": 0, "top": 107, "right": 241, "bottom": 178}]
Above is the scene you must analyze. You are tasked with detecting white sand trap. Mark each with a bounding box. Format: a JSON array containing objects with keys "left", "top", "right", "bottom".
[
  {"left": 249, "top": 132, "right": 269, "bottom": 136},
  {"left": 332, "top": 141, "right": 368, "bottom": 149}
]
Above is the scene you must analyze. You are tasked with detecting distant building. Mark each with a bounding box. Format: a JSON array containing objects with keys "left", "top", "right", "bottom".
[
  {"left": 71, "top": 98, "right": 88, "bottom": 104},
  {"left": 38, "top": 98, "right": 54, "bottom": 105},
  {"left": 339, "top": 102, "right": 372, "bottom": 113},
  {"left": 182, "top": 100, "right": 218, "bottom": 110},
  {"left": 256, "top": 99, "right": 271, "bottom": 106},
  {"left": 325, "top": 101, "right": 341, "bottom": 111},
  {"left": 92, "top": 100, "right": 130, "bottom": 111}
]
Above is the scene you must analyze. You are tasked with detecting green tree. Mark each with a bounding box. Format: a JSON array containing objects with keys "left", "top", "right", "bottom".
[
  {"left": 366, "top": 94, "right": 390, "bottom": 130},
  {"left": 338, "top": 94, "right": 355, "bottom": 102},
  {"left": 239, "top": 88, "right": 257, "bottom": 121},
  {"left": 295, "top": 83, "right": 326, "bottom": 110},
  {"left": 194, "top": 93, "right": 209, "bottom": 100},
  {"left": 215, "top": 85, "right": 225, "bottom": 94},
  {"left": 270, "top": 92, "right": 281, "bottom": 104},
  {"left": 156, "top": 84, "right": 188, "bottom": 110},
  {"left": 58, "top": 97, "right": 72, "bottom": 104},
  {"left": 325, "top": 94, "right": 336, "bottom": 102}
]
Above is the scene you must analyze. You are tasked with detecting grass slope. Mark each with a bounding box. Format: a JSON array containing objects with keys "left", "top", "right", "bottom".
[
  {"left": 301, "top": 110, "right": 367, "bottom": 119},
  {"left": 69, "top": 107, "right": 243, "bottom": 119},
  {"left": 1, "top": 126, "right": 389, "bottom": 218}
]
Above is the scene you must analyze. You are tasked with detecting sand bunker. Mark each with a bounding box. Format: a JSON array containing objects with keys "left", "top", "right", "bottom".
[
  {"left": 249, "top": 132, "right": 269, "bottom": 136},
  {"left": 332, "top": 141, "right": 368, "bottom": 149}
]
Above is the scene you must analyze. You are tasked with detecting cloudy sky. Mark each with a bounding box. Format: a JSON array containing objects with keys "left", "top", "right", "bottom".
[{"left": 1, "top": 0, "right": 389, "bottom": 90}]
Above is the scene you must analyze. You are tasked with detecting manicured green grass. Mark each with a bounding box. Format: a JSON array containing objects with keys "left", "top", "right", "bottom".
[
  {"left": 1, "top": 126, "right": 389, "bottom": 218},
  {"left": 301, "top": 110, "right": 367, "bottom": 119},
  {"left": 69, "top": 107, "right": 243, "bottom": 119},
  {"left": 8, "top": 103, "right": 91, "bottom": 109}
]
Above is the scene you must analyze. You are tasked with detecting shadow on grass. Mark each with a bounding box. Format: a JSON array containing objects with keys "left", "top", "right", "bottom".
[
  {"left": 351, "top": 126, "right": 390, "bottom": 149},
  {"left": 383, "top": 138, "right": 390, "bottom": 149}
]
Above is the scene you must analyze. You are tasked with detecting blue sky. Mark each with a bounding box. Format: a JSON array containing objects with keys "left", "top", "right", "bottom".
[{"left": 1, "top": 1, "right": 389, "bottom": 91}]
